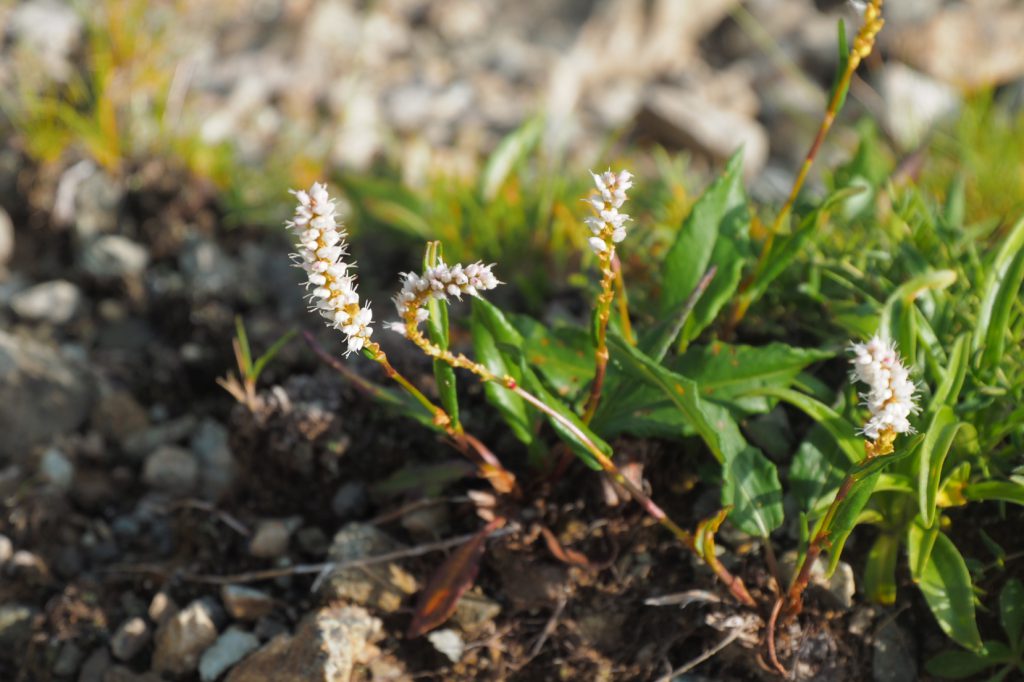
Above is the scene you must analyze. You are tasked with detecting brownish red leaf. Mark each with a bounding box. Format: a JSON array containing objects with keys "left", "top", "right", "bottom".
[{"left": 407, "top": 518, "right": 504, "bottom": 637}]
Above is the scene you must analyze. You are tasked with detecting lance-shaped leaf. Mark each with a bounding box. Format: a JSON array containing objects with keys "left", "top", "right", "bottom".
[
  {"left": 471, "top": 299, "right": 535, "bottom": 445},
  {"left": 607, "top": 334, "right": 783, "bottom": 537},
  {"left": 408, "top": 521, "right": 502, "bottom": 637},
  {"left": 660, "top": 150, "right": 750, "bottom": 348},
  {"left": 974, "top": 214, "right": 1024, "bottom": 370},
  {"left": 908, "top": 521, "right": 983, "bottom": 651},
  {"left": 742, "top": 386, "right": 862, "bottom": 464},
  {"left": 918, "top": 406, "right": 967, "bottom": 526}
]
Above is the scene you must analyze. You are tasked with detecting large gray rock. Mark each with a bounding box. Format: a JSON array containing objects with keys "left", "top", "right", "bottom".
[
  {"left": 10, "top": 279, "right": 82, "bottom": 324},
  {"left": 152, "top": 598, "right": 220, "bottom": 676},
  {"left": 0, "top": 331, "right": 93, "bottom": 462},
  {"left": 225, "top": 605, "right": 382, "bottom": 682}
]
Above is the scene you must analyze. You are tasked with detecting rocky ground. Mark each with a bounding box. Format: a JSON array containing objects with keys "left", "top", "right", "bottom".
[{"left": 2, "top": 1, "right": 1024, "bottom": 681}]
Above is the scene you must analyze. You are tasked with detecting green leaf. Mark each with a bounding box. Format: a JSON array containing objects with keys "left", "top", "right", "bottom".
[
  {"left": 470, "top": 300, "right": 534, "bottom": 445},
  {"left": 790, "top": 424, "right": 847, "bottom": 512},
  {"left": 863, "top": 532, "right": 900, "bottom": 605},
  {"left": 607, "top": 334, "right": 783, "bottom": 536},
  {"left": 831, "top": 19, "right": 851, "bottom": 110},
  {"left": 925, "top": 643, "right": 1012, "bottom": 679},
  {"left": 424, "top": 243, "right": 460, "bottom": 429},
  {"left": 642, "top": 266, "right": 715, "bottom": 363},
  {"left": 341, "top": 174, "right": 431, "bottom": 238},
  {"left": 1000, "top": 579, "right": 1024, "bottom": 646},
  {"left": 877, "top": 270, "right": 958, "bottom": 359},
  {"left": 511, "top": 314, "right": 595, "bottom": 399},
  {"left": 974, "top": 214, "right": 1024, "bottom": 368},
  {"left": 671, "top": 342, "right": 833, "bottom": 414},
  {"left": 743, "top": 186, "right": 864, "bottom": 309},
  {"left": 608, "top": 334, "right": 726, "bottom": 463},
  {"left": 823, "top": 475, "right": 878, "bottom": 576},
  {"left": 742, "top": 387, "right": 862, "bottom": 464},
  {"left": 250, "top": 328, "right": 297, "bottom": 381},
  {"left": 981, "top": 241, "right": 1024, "bottom": 370},
  {"left": 919, "top": 407, "right": 965, "bottom": 526},
  {"left": 722, "top": 444, "right": 785, "bottom": 538},
  {"left": 518, "top": 356, "right": 607, "bottom": 471},
  {"left": 479, "top": 116, "right": 542, "bottom": 201},
  {"left": 963, "top": 481, "right": 1024, "bottom": 506},
  {"left": 930, "top": 333, "right": 970, "bottom": 410},
  {"left": 908, "top": 523, "right": 983, "bottom": 651},
  {"left": 660, "top": 150, "right": 749, "bottom": 347},
  {"left": 234, "top": 315, "right": 253, "bottom": 376}
]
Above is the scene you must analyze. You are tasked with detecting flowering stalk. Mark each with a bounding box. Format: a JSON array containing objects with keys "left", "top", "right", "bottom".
[
  {"left": 785, "top": 334, "right": 916, "bottom": 614},
  {"left": 727, "top": 0, "right": 885, "bottom": 331},
  {"left": 388, "top": 251, "right": 756, "bottom": 607},
  {"left": 581, "top": 170, "right": 633, "bottom": 424},
  {"left": 287, "top": 184, "right": 517, "bottom": 493}
]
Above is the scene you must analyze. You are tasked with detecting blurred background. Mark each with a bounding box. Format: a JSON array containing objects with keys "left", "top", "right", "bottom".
[{"left": 1, "top": 1, "right": 1024, "bottom": 680}]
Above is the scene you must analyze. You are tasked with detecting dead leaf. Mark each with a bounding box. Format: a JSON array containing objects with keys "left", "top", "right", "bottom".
[{"left": 407, "top": 518, "right": 504, "bottom": 637}]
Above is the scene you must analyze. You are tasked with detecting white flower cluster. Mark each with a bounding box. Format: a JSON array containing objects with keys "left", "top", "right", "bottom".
[
  {"left": 389, "top": 260, "right": 500, "bottom": 336},
  {"left": 287, "top": 183, "right": 374, "bottom": 355},
  {"left": 585, "top": 169, "right": 633, "bottom": 256},
  {"left": 850, "top": 336, "right": 918, "bottom": 440}
]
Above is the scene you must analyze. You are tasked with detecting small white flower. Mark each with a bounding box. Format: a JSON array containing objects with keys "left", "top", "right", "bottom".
[
  {"left": 286, "top": 183, "right": 374, "bottom": 355},
  {"left": 850, "top": 335, "right": 919, "bottom": 440},
  {"left": 585, "top": 169, "right": 633, "bottom": 256},
  {"left": 389, "top": 259, "right": 500, "bottom": 335}
]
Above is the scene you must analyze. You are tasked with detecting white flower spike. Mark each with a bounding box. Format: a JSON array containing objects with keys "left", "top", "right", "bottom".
[
  {"left": 585, "top": 169, "right": 633, "bottom": 256},
  {"left": 286, "top": 182, "right": 374, "bottom": 355},
  {"left": 850, "top": 335, "right": 918, "bottom": 441},
  {"left": 391, "top": 260, "right": 499, "bottom": 336}
]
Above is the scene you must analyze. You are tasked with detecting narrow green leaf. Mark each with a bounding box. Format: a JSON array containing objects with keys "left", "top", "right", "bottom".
[
  {"left": 479, "top": 117, "right": 542, "bottom": 201},
  {"left": 974, "top": 214, "right": 1024, "bottom": 366},
  {"left": 908, "top": 524, "right": 983, "bottom": 651},
  {"left": 863, "top": 532, "right": 900, "bottom": 605},
  {"left": 919, "top": 407, "right": 965, "bottom": 526},
  {"left": 424, "top": 244, "right": 460, "bottom": 429},
  {"left": 831, "top": 18, "right": 851, "bottom": 110},
  {"left": 470, "top": 301, "right": 534, "bottom": 445},
  {"left": 999, "top": 579, "right": 1023, "bottom": 647},
  {"left": 251, "top": 328, "right": 297, "bottom": 380},
  {"left": 963, "top": 481, "right": 1024, "bottom": 506},
  {"left": 519, "top": 357, "right": 607, "bottom": 471},
  {"left": 930, "top": 333, "right": 970, "bottom": 410},
  {"left": 643, "top": 266, "right": 715, "bottom": 363},
  {"left": 981, "top": 244, "right": 1024, "bottom": 369},
  {"left": 742, "top": 386, "right": 862, "bottom": 464},
  {"left": 234, "top": 315, "right": 253, "bottom": 376},
  {"left": 877, "top": 270, "right": 957, "bottom": 354}
]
